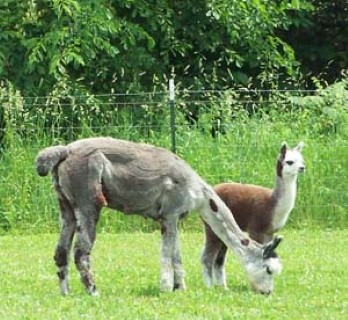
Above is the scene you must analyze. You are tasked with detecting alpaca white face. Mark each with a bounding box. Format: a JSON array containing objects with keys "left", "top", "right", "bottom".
[
  {"left": 246, "top": 257, "right": 282, "bottom": 294},
  {"left": 245, "top": 236, "right": 283, "bottom": 294},
  {"left": 278, "top": 142, "right": 305, "bottom": 178}
]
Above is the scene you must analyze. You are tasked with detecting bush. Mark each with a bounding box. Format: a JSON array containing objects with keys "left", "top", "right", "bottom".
[{"left": 288, "top": 78, "right": 348, "bottom": 137}]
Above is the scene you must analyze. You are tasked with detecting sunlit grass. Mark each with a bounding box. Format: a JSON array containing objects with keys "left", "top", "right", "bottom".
[{"left": 0, "top": 230, "right": 347, "bottom": 319}]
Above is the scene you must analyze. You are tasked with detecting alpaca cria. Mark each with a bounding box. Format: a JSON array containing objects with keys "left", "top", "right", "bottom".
[
  {"left": 202, "top": 141, "right": 305, "bottom": 290},
  {"left": 36, "top": 137, "right": 283, "bottom": 296}
]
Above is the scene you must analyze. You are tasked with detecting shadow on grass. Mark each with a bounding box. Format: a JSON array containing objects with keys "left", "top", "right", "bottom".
[
  {"left": 133, "top": 282, "right": 251, "bottom": 298},
  {"left": 227, "top": 283, "right": 251, "bottom": 294},
  {"left": 133, "top": 285, "right": 161, "bottom": 297},
  {"left": 203, "top": 283, "right": 251, "bottom": 296}
]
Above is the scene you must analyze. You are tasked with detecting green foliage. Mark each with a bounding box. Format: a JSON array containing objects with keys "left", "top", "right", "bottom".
[
  {"left": 281, "top": 0, "right": 348, "bottom": 83},
  {"left": 0, "top": 0, "right": 319, "bottom": 98},
  {"left": 288, "top": 78, "right": 348, "bottom": 137},
  {"left": 0, "top": 231, "right": 347, "bottom": 319},
  {"left": 1, "top": 0, "right": 120, "bottom": 96}
]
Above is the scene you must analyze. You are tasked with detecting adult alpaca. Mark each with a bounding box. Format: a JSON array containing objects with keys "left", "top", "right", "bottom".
[
  {"left": 202, "top": 142, "right": 305, "bottom": 289},
  {"left": 36, "top": 137, "right": 283, "bottom": 296}
]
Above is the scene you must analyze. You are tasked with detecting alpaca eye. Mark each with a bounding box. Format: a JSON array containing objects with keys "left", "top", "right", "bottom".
[
  {"left": 286, "top": 161, "right": 294, "bottom": 165},
  {"left": 266, "top": 266, "right": 272, "bottom": 275}
]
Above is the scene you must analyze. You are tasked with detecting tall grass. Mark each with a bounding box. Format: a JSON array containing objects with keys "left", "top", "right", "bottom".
[{"left": 0, "top": 84, "right": 347, "bottom": 233}]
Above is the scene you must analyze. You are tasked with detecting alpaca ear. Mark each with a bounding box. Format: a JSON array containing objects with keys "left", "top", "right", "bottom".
[
  {"left": 280, "top": 142, "right": 287, "bottom": 157},
  {"left": 263, "top": 235, "right": 283, "bottom": 259},
  {"left": 295, "top": 141, "right": 305, "bottom": 152}
]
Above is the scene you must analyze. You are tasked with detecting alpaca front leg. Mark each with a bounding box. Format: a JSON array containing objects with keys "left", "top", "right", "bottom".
[
  {"left": 159, "top": 218, "right": 178, "bottom": 292},
  {"left": 173, "top": 238, "right": 186, "bottom": 290},
  {"left": 173, "top": 262, "right": 185, "bottom": 290},
  {"left": 160, "top": 257, "right": 174, "bottom": 292}
]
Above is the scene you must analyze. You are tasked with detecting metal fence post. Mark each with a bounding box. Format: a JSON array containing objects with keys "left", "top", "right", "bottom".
[{"left": 169, "top": 79, "right": 176, "bottom": 153}]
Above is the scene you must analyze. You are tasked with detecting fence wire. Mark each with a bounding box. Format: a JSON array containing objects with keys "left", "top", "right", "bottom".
[{"left": 0, "top": 89, "right": 347, "bottom": 233}]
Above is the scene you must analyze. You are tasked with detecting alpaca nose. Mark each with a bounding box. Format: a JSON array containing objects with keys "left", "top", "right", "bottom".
[
  {"left": 299, "top": 166, "right": 305, "bottom": 173},
  {"left": 261, "top": 290, "right": 271, "bottom": 295}
]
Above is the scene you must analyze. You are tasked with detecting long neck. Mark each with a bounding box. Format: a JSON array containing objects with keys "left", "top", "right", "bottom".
[
  {"left": 199, "top": 184, "right": 263, "bottom": 262},
  {"left": 271, "top": 174, "right": 298, "bottom": 231}
]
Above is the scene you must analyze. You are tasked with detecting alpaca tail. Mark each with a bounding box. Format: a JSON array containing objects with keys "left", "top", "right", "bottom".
[{"left": 36, "top": 145, "right": 69, "bottom": 176}]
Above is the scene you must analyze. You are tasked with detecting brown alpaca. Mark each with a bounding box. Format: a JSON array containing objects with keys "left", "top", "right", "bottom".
[{"left": 201, "top": 142, "right": 305, "bottom": 289}]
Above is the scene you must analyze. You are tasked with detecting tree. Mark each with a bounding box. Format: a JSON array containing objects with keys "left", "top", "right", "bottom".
[
  {"left": 0, "top": 0, "right": 315, "bottom": 97},
  {"left": 280, "top": 0, "right": 348, "bottom": 84}
]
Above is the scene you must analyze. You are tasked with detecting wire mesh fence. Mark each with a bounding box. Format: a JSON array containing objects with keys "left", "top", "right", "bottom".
[{"left": 0, "top": 86, "right": 347, "bottom": 233}]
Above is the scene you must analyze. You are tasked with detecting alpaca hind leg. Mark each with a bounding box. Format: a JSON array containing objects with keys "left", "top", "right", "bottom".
[
  {"left": 54, "top": 196, "right": 76, "bottom": 296},
  {"left": 213, "top": 244, "right": 228, "bottom": 289},
  {"left": 73, "top": 207, "right": 99, "bottom": 296}
]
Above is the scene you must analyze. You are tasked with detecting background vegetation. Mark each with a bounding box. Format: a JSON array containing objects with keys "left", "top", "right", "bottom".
[
  {"left": 0, "top": 78, "right": 347, "bottom": 233},
  {"left": 1, "top": 0, "right": 347, "bottom": 98},
  {"left": 0, "top": 1, "right": 347, "bottom": 233}
]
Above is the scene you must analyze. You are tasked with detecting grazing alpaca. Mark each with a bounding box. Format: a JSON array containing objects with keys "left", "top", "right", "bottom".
[
  {"left": 36, "top": 137, "right": 283, "bottom": 296},
  {"left": 202, "top": 141, "right": 305, "bottom": 289}
]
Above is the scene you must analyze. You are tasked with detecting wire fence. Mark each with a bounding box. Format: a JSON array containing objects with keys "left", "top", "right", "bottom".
[{"left": 0, "top": 84, "right": 347, "bottom": 233}]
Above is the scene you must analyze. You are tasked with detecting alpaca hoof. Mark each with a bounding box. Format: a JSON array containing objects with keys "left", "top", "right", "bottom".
[
  {"left": 160, "top": 284, "right": 173, "bottom": 292},
  {"left": 59, "top": 280, "right": 69, "bottom": 296},
  {"left": 87, "top": 285, "right": 99, "bottom": 297},
  {"left": 173, "top": 281, "right": 186, "bottom": 291},
  {"left": 90, "top": 290, "right": 99, "bottom": 297},
  {"left": 160, "top": 280, "right": 174, "bottom": 292},
  {"left": 60, "top": 289, "right": 69, "bottom": 296},
  {"left": 218, "top": 285, "right": 229, "bottom": 291}
]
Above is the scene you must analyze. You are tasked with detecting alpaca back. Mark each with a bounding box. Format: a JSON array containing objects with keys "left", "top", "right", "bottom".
[{"left": 213, "top": 182, "right": 274, "bottom": 238}]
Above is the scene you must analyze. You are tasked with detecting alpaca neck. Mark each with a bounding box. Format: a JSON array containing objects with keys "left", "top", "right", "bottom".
[{"left": 271, "top": 175, "right": 298, "bottom": 231}]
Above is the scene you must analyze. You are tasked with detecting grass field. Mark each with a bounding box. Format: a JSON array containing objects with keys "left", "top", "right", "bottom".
[{"left": 0, "top": 229, "right": 347, "bottom": 319}]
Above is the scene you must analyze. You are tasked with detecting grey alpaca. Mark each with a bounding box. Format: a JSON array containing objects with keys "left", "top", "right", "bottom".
[{"left": 36, "top": 137, "right": 283, "bottom": 296}]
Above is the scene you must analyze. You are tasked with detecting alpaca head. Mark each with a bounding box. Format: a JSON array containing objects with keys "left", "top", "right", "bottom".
[
  {"left": 277, "top": 141, "right": 305, "bottom": 178},
  {"left": 244, "top": 236, "right": 283, "bottom": 294}
]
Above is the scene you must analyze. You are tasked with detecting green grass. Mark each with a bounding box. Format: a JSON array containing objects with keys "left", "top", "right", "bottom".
[{"left": 0, "top": 229, "right": 347, "bottom": 319}]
